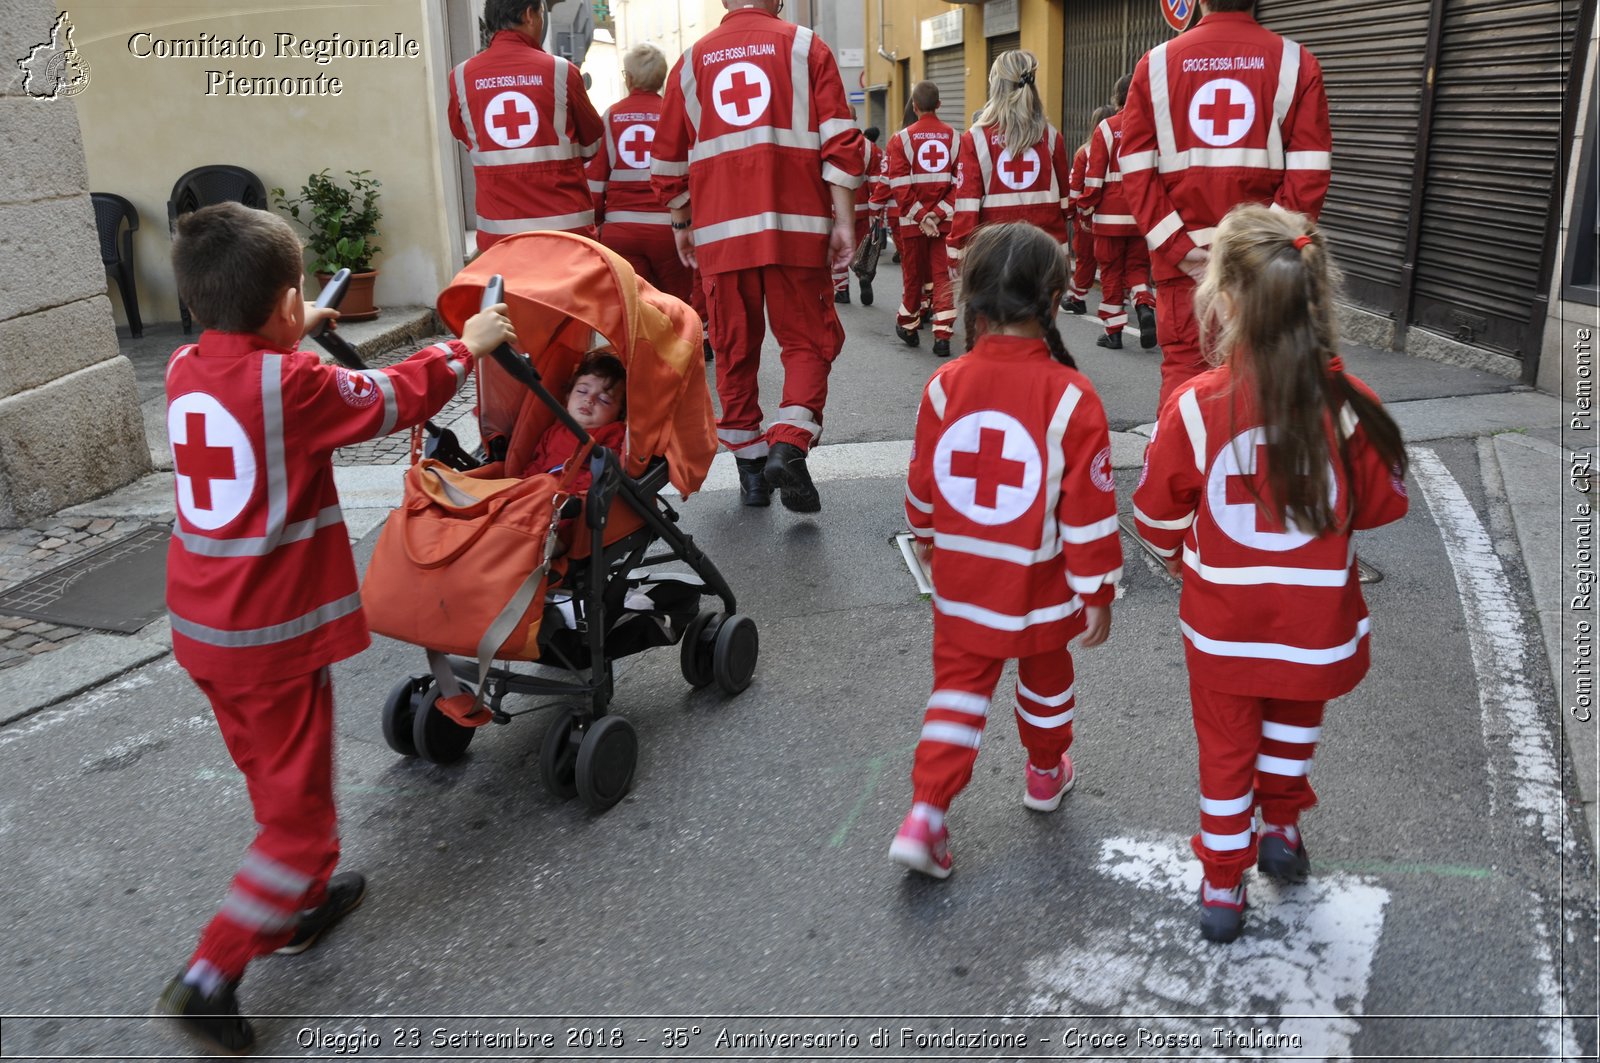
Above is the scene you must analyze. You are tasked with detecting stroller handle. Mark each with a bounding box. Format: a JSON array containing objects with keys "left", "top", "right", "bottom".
[{"left": 480, "top": 274, "right": 594, "bottom": 446}]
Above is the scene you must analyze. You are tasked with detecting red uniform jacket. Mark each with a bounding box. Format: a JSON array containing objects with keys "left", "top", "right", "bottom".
[
  {"left": 449, "top": 30, "right": 605, "bottom": 252},
  {"left": 651, "top": 7, "right": 864, "bottom": 275},
  {"left": 588, "top": 89, "right": 671, "bottom": 230},
  {"left": 1119, "top": 10, "right": 1332, "bottom": 277},
  {"left": 1132, "top": 368, "right": 1408, "bottom": 699},
  {"left": 949, "top": 122, "right": 1073, "bottom": 259},
  {"left": 856, "top": 140, "right": 886, "bottom": 221},
  {"left": 1068, "top": 143, "right": 1091, "bottom": 221},
  {"left": 887, "top": 114, "right": 957, "bottom": 232},
  {"left": 165, "top": 332, "right": 473, "bottom": 681},
  {"left": 1079, "top": 112, "right": 1138, "bottom": 237},
  {"left": 906, "top": 335, "right": 1124, "bottom": 658},
  {"left": 869, "top": 144, "right": 898, "bottom": 225},
  {"left": 527, "top": 419, "right": 627, "bottom": 494}
]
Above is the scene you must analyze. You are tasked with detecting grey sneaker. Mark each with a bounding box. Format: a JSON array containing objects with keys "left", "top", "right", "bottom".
[
  {"left": 1257, "top": 829, "right": 1310, "bottom": 883},
  {"left": 1199, "top": 880, "right": 1246, "bottom": 944}
]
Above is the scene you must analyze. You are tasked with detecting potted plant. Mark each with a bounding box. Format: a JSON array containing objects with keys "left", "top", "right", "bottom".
[{"left": 272, "top": 168, "right": 383, "bottom": 320}]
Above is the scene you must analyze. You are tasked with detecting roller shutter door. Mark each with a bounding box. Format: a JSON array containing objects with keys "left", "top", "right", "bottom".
[
  {"left": 1255, "top": 0, "right": 1432, "bottom": 314},
  {"left": 1062, "top": 0, "right": 1174, "bottom": 148},
  {"left": 1407, "top": 0, "right": 1578, "bottom": 356},
  {"left": 986, "top": 31, "right": 1021, "bottom": 76},
  {"left": 924, "top": 46, "right": 967, "bottom": 130}
]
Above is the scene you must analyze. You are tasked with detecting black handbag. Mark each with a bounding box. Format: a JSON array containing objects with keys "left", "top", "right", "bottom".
[{"left": 851, "top": 217, "right": 885, "bottom": 282}]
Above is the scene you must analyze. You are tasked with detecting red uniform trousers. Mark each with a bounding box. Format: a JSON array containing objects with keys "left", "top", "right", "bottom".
[
  {"left": 705, "top": 264, "right": 843, "bottom": 455},
  {"left": 911, "top": 623, "right": 1078, "bottom": 810},
  {"left": 1069, "top": 219, "right": 1097, "bottom": 302},
  {"left": 1093, "top": 233, "right": 1154, "bottom": 336},
  {"left": 188, "top": 668, "right": 340, "bottom": 979},
  {"left": 1190, "top": 681, "right": 1325, "bottom": 889},
  {"left": 601, "top": 222, "right": 696, "bottom": 309},
  {"left": 1155, "top": 274, "right": 1206, "bottom": 413},
  {"left": 896, "top": 231, "right": 955, "bottom": 340}
]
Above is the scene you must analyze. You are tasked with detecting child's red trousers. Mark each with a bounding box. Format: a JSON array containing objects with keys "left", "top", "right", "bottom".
[
  {"left": 1093, "top": 233, "right": 1154, "bottom": 336},
  {"left": 1069, "top": 219, "right": 1097, "bottom": 302},
  {"left": 1190, "top": 681, "right": 1325, "bottom": 889},
  {"left": 896, "top": 232, "right": 955, "bottom": 340},
  {"left": 911, "top": 623, "right": 1078, "bottom": 810},
  {"left": 187, "top": 667, "right": 340, "bottom": 979}
]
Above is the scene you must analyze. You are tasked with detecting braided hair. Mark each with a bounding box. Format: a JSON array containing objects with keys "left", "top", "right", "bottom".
[{"left": 958, "top": 221, "right": 1074, "bottom": 368}]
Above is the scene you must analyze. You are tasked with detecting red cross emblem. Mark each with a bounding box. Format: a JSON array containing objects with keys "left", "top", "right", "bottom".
[
  {"left": 1188, "top": 79, "right": 1255, "bottom": 146},
  {"left": 711, "top": 62, "right": 771, "bottom": 127},
  {"left": 336, "top": 368, "right": 381, "bottom": 409},
  {"left": 173, "top": 411, "right": 235, "bottom": 511},
  {"left": 997, "top": 148, "right": 1041, "bottom": 190},
  {"left": 934, "top": 412, "right": 1042, "bottom": 524},
  {"left": 1206, "top": 429, "right": 1330, "bottom": 550},
  {"left": 917, "top": 139, "right": 949, "bottom": 173},
  {"left": 485, "top": 90, "right": 539, "bottom": 148},
  {"left": 618, "top": 123, "right": 654, "bottom": 168},
  {"left": 950, "top": 427, "right": 1027, "bottom": 508},
  {"left": 1224, "top": 442, "right": 1286, "bottom": 534},
  {"left": 168, "top": 393, "right": 255, "bottom": 530}
]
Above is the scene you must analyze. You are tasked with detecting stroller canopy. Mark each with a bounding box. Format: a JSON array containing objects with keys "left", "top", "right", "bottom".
[{"left": 437, "top": 232, "right": 717, "bottom": 498}]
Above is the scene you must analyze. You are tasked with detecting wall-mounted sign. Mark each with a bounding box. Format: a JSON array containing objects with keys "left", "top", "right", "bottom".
[
  {"left": 984, "top": 0, "right": 1019, "bottom": 37},
  {"left": 1161, "top": 0, "right": 1197, "bottom": 32},
  {"left": 837, "top": 47, "right": 865, "bottom": 67},
  {"left": 921, "top": 10, "right": 964, "bottom": 51}
]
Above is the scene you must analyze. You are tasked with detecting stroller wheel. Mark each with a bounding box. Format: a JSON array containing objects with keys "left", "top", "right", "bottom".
[
  {"left": 680, "top": 610, "right": 719, "bottom": 689},
  {"left": 712, "top": 614, "right": 759, "bottom": 695},
  {"left": 411, "top": 682, "right": 476, "bottom": 765},
  {"left": 576, "top": 715, "right": 638, "bottom": 812},
  {"left": 539, "top": 705, "right": 586, "bottom": 800},
  {"left": 381, "top": 675, "right": 430, "bottom": 756}
]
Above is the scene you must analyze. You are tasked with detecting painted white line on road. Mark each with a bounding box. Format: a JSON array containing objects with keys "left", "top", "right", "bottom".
[
  {"left": 0, "top": 659, "right": 173, "bottom": 750},
  {"left": 1025, "top": 834, "right": 1387, "bottom": 1058},
  {"left": 1410, "top": 447, "right": 1565, "bottom": 850}
]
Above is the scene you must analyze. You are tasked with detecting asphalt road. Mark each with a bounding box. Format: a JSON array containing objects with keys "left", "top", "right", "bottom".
[{"left": 0, "top": 261, "right": 1593, "bottom": 1062}]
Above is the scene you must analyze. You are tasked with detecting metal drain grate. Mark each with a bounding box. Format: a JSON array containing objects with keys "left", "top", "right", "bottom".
[{"left": 0, "top": 527, "right": 168, "bottom": 633}]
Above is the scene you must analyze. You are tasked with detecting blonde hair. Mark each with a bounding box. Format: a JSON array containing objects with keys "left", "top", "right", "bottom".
[
  {"left": 622, "top": 43, "right": 667, "bottom": 94},
  {"left": 974, "top": 50, "right": 1044, "bottom": 153}
]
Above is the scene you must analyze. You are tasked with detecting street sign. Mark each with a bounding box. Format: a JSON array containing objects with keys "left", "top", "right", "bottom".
[
  {"left": 1161, "top": 0, "right": 1196, "bottom": 32},
  {"left": 847, "top": 89, "right": 866, "bottom": 105}
]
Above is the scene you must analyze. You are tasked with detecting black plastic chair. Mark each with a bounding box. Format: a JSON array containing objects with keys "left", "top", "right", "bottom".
[
  {"left": 90, "top": 193, "right": 144, "bottom": 338},
  {"left": 167, "top": 165, "right": 268, "bottom": 332}
]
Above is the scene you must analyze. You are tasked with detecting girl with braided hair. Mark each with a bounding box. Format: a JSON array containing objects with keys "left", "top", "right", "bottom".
[
  {"left": 1133, "top": 204, "right": 1409, "bottom": 943},
  {"left": 891, "top": 222, "right": 1124, "bottom": 880},
  {"left": 947, "top": 51, "right": 1074, "bottom": 271}
]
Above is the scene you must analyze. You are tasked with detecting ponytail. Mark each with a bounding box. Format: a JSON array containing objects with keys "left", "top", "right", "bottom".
[
  {"left": 974, "top": 51, "right": 1045, "bottom": 153},
  {"left": 958, "top": 222, "right": 1073, "bottom": 366}
]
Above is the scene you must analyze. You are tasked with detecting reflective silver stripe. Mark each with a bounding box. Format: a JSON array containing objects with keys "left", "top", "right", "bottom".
[
  {"left": 1201, "top": 792, "right": 1254, "bottom": 817},
  {"left": 822, "top": 162, "right": 860, "bottom": 189},
  {"left": 927, "top": 374, "right": 948, "bottom": 419},
  {"left": 470, "top": 143, "right": 581, "bottom": 166},
  {"left": 920, "top": 720, "right": 982, "bottom": 748},
  {"left": 933, "top": 530, "right": 1061, "bottom": 566},
  {"left": 607, "top": 169, "right": 653, "bottom": 182},
  {"left": 889, "top": 175, "right": 915, "bottom": 187},
  {"left": 1061, "top": 514, "right": 1119, "bottom": 545},
  {"left": 170, "top": 592, "right": 364, "bottom": 648},
  {"left": 905, "top": 487, "right": 933, "bottom": 513},
  {"left": 1133, "top": 503, "right": 1193, "bottom": 531},
  {"left": 1268, "top": 39, "right": 1301, "bottom": 169},
  {"left": 932, "top": 592, "right": 1082, "bottom": 631},
  {"left": 605, "top": 210, "right": 671, "bottom": 225},
  {"left": 588, "top": 179, "right": 607, "bottom": 194},
  {"left": 667, "top": 191, "right": 690, "bottom": 209},
  {"left": 220, "top": 888, "right": 296, "bottom": 932},
  {"left": 972, "top": 127, "right": 994, "bottom": 191},
  {"left": 1120, "top": 149, "right": 1157, "bottom": 173},
  {"left": 603, "top": 112, "right": 619, "bottom": 176},
  {"left": 679, "top": 50, "right": 702, "bottom": 130},
  {"left": 1202, "top": 828, "right": 1253, "bottom": 851},
  {"left": 954, "top": 197, "right": 983, "bottom": 212},
  {"left": 1104, "top": 313, "right": 1129, "bottom": 327},
  {"left": 370, "top": 368, "right": 399, "bottom": 437},
  {"left": 1158, "top": 146, "right": 1278, "bottom": 172},
  {"left": 240, "top": 850, "right": 314, "bottom": 897},
  {"left": 1262, "top": 721, "right": 1323, "bottom": 744},
  {"left": 718, "top": 427, "right": 764, "bottom": 444},
  {"left": 1146, "top": 210, "right": 1184, "bottom": 248},
  {"left": 979, "top": 190, "right": 1061, "bottom": 209},
  {"left": 1083, "top": 177, "right": 1105, "bottom": 188},
  {"left": 1257, "top": 753, "right": 1312, "bottom": 777},
  {"left": 692, "top": 125, "right": 821, "bottom": 162},
  {"left": 1148, "top": 41, "right": 1178, "bottom": 159},
  {"left": 1178, "top": 388, "right": 1207, "bottom": 472},
  {"left": 260, "top": 356, "right": 289, "bottom": 549},
  {"left": 820, "top": 116, "right": 854, "bottom": 141},
  {"left": 775, "top": 405, "right": 821, "bottom": 439},
  {"left": 1286, "top": 150, "right": 1331, "bottom": 170},
  {"left": 928, "top": 689, "right": 990, "bottom": 716},
  {"left": 1182, "top": 544, "right": 1352, "bottom": 587},
  {"left": 1096, "top": 213, "right": 1136, "bottom": 226},
  {"left": 695, "top": 211, "right": 831, "bottom": 246},
  {"left": 1338, "top": 403, "right": 1359, "bottom": 440},
  {"left": 552, "top": 54, "right": 571, "bottom": 153},
  {"left": 1104, "top": 171, "right": 1123, "bottom": 182},
  {"left": 165, "top": 344, "right": 198, "bottom": 383},
  {"left": 172, "top": 504, "right": 346, "bottom": 557},
  {"left": 1017, "top": 679, "right": 1074, "bottom": 708},
  {"left": 904, "top": 172, "right": 952, "bottom": 185},
  {"left": 1190, "top": 226, "right": 1217, "bottom": 247},
  {"left": 790, "top": 26, "right": 813, "bottom": 135},
  {"left": 453, "top": 60, "right": 478, "bottom": 152},
  {"left": 1067, "top": 565, "right": 1121, "bottom": 594},
  {"left": 1180, "top": 616, "right": 1372, "bottom": 666},
  {"left": 1015, "top": 703, "right": 1074, "bottom": 729},
  {"left": 651, "top": 157, "right": 689, "bottom": 177},
  {"left": 476, "top": 209, "right": 595, "bottom": 234}
]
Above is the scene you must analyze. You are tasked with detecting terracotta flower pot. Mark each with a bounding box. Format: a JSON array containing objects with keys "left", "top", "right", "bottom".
[{"left": 316, "top": 270, "right": 379, "bottom": 322}]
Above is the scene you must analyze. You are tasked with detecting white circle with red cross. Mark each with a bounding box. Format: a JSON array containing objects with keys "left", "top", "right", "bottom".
[
  {"left": 336, "top": 368, "right": 381, "bottom": 408},
  {"left": 1188, "top": 78, "right": 1256, "bottom": 147},
  {"left": 933, "top": 411, "right": 1043, "bottom": 525},
  {"left": 711, "top": 62, "right": 771, "bottom": 127},
  {"left": 916, "top": 138, "right": 950, "bottom": 173},
  {"left": 1205, "top": 428, "right": 1336, "bottom": 551},
  {"left": 617, "top": 123, "right": 655, "bottom": 168},
  {"left": 484, "top": 90, "right": 539, "bottom": 148},
  {"left": 168, "top": 392, "right": 257, "bottom": 531},
  {"left": 995, "top": 146, "right": 1041, "bottom": 190}
]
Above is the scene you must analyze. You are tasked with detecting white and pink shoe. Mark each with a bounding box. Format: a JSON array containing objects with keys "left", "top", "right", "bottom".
[
  {"left": 888, "top": 811, "right": 952, "bottom": 880},
  {"left": 1023, "top": 753, "right": 1076, "bottom": 812}
]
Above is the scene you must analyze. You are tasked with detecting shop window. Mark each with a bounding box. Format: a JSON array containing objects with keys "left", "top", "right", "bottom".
[{"left": 1565, "top": 87, "right": 1599, "bottom": 306}]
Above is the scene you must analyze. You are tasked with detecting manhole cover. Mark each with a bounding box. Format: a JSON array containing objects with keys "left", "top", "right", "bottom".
[{"left": 0, "top": 527, "right": 168, "bottom": 633}]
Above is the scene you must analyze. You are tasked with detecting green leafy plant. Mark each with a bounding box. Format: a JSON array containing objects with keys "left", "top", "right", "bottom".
[{"left": 271, "top": 169, "right": 383, "bottom": 274}]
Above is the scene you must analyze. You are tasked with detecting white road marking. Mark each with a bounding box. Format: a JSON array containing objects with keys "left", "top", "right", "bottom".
[
  {"left": 0, "top": 661, "right": 171, "bottom": 750},
  {"left": 1025, "top": 834, "right": 1388, "bottom": 1059}
]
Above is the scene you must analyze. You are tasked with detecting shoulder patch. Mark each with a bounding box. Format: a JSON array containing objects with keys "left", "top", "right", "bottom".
[
  {"left": 335, "top": 368, "right": 381, "bottom": 409},
  {"left": 1089, "top": 446, "right": 1115, "bottom": 493}
]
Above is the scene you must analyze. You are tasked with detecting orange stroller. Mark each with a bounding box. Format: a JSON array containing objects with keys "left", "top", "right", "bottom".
[{"left": 360, "top": 233, "right": 757, "bottom": 812}]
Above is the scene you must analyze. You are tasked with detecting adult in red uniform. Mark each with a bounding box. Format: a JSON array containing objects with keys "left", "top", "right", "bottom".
[
  {"left": 886, "top": 80, "right": 958, "bottom": 357},
  {"left": 948, "top": 51, "right": 1073, "bottom": 268},
  {"left": 1063, "top": 107, "right": 1111, "bottom": 317},
  {"left": 1079, "top": 75, "right": 1157, "bottom": 351},
  {"left": 1119, "top": 0, "right": 1331, "bottom": 410},
  {"left": 652, "top": 0, "right": 864, "bottom": 512},
  {"left": 448, "top": 0, "right": 606, "bottom": 253},
  {"left": 835, "top": 124, "right": 886, "bottom": 306}
]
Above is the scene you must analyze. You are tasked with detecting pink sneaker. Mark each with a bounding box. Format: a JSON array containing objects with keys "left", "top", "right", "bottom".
[
  {"left": 1023, "top": 753, "right": 1076, "bottom": 811},
  {"left": 888, "top": 812, "right": 952, "bottom": 879}
]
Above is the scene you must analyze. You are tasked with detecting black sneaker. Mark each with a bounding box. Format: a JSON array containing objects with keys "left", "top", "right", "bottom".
[
  {"left": 1096, "top": 332, "right": 1123, "bottom": 350},
  {"left": 895, "top": 325, "right": 920, "bottom": 348},
  {"left": 859, "top": 279, "right": 874, "bottom": 306},
  {"left": 275, "top": 871, "right": 367, "bottom": 956},
  {"left": 763, "top": 442, "right": 821, "bottom": 513},
  {"left": 735, "top": 457, "right": 772, "bottom": 507},
  {"left": 157, "top": 976, "right": 255, "bottom": 1055},
  {"left": 834, "top": 288, "right": 851, "bottom": 305},
  {"left": 1062, "top": 297, "right": 1088, "bottom": 315},
  {"left": 1198, "top": 881, "right": 1246, "bottom": 944},
  {"left": 1136, "top": 303, "right": 1158, "bottom": 348},
  {"left": 932, "top": 338, "right": 951, "bottom": 358},
  {"left": 1257, "top": 830, "right": 1311, "bottom": 883},
  {"left": 891, "top": 249, "right": 902, "bottom": 264},
  {"left": 702, "top": 337, "right": 714, "bottom": 362}
]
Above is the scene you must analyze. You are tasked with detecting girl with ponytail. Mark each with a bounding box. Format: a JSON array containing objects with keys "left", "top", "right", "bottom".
[
  {"left": 1133, "top": 203, "right": 1410, "bottom": 944},
  {"left": 947, "top": 51, "right": 1074, "bottom": 269},
  {"left": 891, "top": 222, "right": 1124, "bottom": 880}
]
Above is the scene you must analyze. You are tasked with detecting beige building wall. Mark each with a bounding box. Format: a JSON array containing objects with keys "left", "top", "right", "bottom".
[
  {"left": 65, "top": 0, "right": 465, "bottom": 327},
  {"left": 614, "top": 0, "right": 724, "bottom": 67},
  {"left": 1539, "top": 21, "right": 1600, "bottom": 401}
]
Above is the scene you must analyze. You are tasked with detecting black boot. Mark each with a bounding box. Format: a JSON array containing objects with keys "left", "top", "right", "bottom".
[
  {"left": 1137, "top": 303, "right": 1158, "bottom": 348},
  {"left": 932, "top": 338, "right": 951, "bottom": 357},
  {"left": 895, "top": 324, "right": 920, "bottom": 348},
  {"left": 834, "top": 287, "right": 851, "bottom": 305},
  {"left": 1096, "top": 331, "right": 1123, "bottom": 350},
  {"left": 158, "top": 975, "right": 256, "bottom": 1054},
  {"left": 1062, "top": 297, "right": 1088, "bottom": 315},
  {"left": 735, "top": 457, "right": 771, "bottom": 507},
  {"left": 763, "top": 442, "right": 820, "bottom": 513},
  {"left": 859, "top": 279, "right": 874, "bottom": 306}
]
